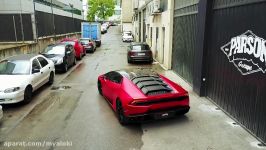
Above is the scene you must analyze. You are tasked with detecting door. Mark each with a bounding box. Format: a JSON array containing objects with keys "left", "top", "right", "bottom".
[
  {"left": 37, "top": 56, "right": 50, "bottom": 85},
  {"left": 31, "top": 58, "right": 43, "bottom": 91},
  {"left": 205, "top": 0, "right": 266, "bottom": 142},
  {"left": 102, "top": 72, "right": 123, "bottom": 104}
]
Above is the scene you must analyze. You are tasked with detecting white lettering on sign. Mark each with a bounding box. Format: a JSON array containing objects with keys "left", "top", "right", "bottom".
[{"left": 221, "top": 30, "right": 266, "bottom": 75}]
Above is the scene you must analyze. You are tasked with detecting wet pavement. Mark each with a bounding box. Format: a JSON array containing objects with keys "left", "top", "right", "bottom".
[{"left": 0, "top": 26, "right": 265, "bottom": 150}]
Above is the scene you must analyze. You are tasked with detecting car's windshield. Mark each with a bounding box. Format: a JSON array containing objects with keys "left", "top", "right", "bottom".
[
  {"left": 124, "top": 33, "right": 132, "bottom": 36},
  {"left": 0, "top": 60, "right": 30, "bottom": 75},
  {"left": 62, "top": 41, "right": 75, "bottom": 46},
  {"left": 80, "top": 40, "right": 90, "bottom": 45},
  {"left": 132, "top": 45, "right": 150, "bottom": 51},
  {"left": 44, "top": 45, "right": 65, "bottom": 55}
]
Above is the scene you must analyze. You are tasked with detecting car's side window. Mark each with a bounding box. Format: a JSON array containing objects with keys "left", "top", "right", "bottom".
[
  {"left": 105, "top": 72, "right": 123, "bottom": 83},
  {"left": 69, "top": 45, "right": 74, "bottom": 53},
  {"left": 37, "top": 57, "right": 48, "bottom": 68},
  {"left": 32, "top": 59, "right": 41, "bottom": 70}
]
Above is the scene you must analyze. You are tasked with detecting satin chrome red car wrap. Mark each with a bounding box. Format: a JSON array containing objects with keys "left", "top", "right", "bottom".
[{"left": 98, "top": 72, "right": 190, "bottom": 118}]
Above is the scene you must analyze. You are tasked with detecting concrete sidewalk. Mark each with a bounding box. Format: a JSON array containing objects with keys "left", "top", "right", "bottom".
[{"left": 140, "top": 69, "right": 266, "bottom": 150}]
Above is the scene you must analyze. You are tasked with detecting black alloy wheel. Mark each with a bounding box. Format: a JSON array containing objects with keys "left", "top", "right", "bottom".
[
  {"left": 97, "top": 80, "right": 103, "bottom": 96},
  {"left": 116, "top": 100, "right": 129, "bottom": 125},
  {"left": 63, "top": 63, "right": 68, "bottom": 72},
  {"left": 23, "top": 86, "right": 33, "bottom": 104},
  {"left": 73, "top": 58, "right": 77, "bottom": 66},
  {"left": 48, "top": 72, "right": 54, "bottom": 85}
]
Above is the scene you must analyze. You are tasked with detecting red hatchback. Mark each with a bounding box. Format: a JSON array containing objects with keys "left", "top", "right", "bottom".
[
  {"left": 61, "top": 38, "right": 86, "bottom": 60},
  {"left": 97, "top": 70, "right": 190, "bottom": 125}
]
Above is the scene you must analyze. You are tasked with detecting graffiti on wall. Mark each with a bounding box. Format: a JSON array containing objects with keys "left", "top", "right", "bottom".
[{"left": 221, "top": 30, "right": 266, "bottom": 75}]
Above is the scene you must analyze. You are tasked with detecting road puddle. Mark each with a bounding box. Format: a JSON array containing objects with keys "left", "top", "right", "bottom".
[{"left": 51, "top": 86, "right": 71, "bottom": 91}]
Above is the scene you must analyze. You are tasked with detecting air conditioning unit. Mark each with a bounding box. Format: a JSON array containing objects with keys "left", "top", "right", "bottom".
[{"left": 151, "top": 0, "right": 162, "bottom": 15}]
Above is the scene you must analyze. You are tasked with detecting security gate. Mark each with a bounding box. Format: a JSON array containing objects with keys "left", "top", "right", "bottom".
[{"left": 205, "top": 0, "right": 266, "bottom": 143}]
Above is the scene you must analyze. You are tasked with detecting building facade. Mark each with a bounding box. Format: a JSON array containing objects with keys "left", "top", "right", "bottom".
[
  {"left": 132, "top": 0, "right": 266, "bottom": 144},
  {"left": 172, "top": 0, "right": 266, "bottom": 144},
  {"left": 132, "top": 0, "right": 174, "bottom": 69},
  {"left": 0, "top": 0, "right": 83, "bottom": 42},
  {"left": 121, "top": 0, "right": 133, "bottom": 32}
]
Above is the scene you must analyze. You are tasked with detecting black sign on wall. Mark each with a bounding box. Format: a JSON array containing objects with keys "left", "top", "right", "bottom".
[{"left": 221, "top": 30, "right": 266, "bottom": 75}]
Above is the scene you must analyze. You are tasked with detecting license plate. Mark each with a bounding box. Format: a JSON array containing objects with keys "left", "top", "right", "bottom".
[
  {"left": 153, "top": 112, "right": 173, "bottom": 120},
  {"left": 138, "top": 53, "right": 145, "bottom": 56}
]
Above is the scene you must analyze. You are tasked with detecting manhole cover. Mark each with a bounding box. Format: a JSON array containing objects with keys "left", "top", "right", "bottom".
[{"left": 51, "top": 86, "right": 71, "bottom": 91}]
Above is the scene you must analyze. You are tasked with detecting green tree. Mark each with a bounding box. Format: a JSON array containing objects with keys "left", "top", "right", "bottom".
[{"left": 87, "top": 0, "right": 115, "bottom": 21}]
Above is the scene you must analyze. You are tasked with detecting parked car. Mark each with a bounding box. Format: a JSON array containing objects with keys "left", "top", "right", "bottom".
[
  {"left": 127, "top": 42, "right": 153, "bottom": 63},
  {"left": 122, "top": 31, "right": 134, "bottom": 42},
  {"left": 80, "top": 38, "right": 96, "bottom": 53},
  {"left": 97, "top": 70, "right": 190, "bottom": 125},
  {"left": 0, "top": 54, "right": 55, "bottom": 104},
  {"left": 101, "top": 25, "right": 108, "bottom": 34},
  {"left": 42, "top": 43, "right": 76, "bottom": 72},
  {"left": 61, "top": 38, "right": 86, "bottom": 60},
  {"left": 0, "top": 105, "right": 3, "bottom": 121}
]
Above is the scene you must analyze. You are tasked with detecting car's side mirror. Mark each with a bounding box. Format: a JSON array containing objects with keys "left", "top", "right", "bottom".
[
  {"left": 66, "top": 51, "right": 71, "bottom": 55},
  {"left": 32, "top": 68, "right": 40, "bottom": 74}
]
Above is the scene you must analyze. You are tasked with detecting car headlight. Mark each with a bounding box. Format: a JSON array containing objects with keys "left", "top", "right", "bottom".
[
  {"left": 56, "top": 58, "right": 64, "bottom": 65},
  {"left": 4, "top": 87, "right": 20, "bottom": 93}
]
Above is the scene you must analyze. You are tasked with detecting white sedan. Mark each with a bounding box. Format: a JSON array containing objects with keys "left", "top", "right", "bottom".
[
  {"left": 0, "top": 54, "right": 55, "bottom": 104},
  {"left": 0, "top": 105, "right": 3, "bottom": 121},
  {"left": 122, "top": 31, "right": 134, "bottom": 42}
]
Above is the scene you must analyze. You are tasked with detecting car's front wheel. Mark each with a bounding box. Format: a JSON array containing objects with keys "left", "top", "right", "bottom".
[
  {"left": 48, "top": 72, "right": 54, "bottom": 85},
  {"left": 73, "top": 58, "right": 76, "bottom": 66},
  {"left": 63, "top": 63, "right": 68, "bottom": 72},
  {"left": 84, "top": 50, "right": 87, "bottom": 56},
  {"left": 116, "top": 100, "right": 129, "bottom": 125},
  {"left": 97, "top": 80, "right": 103, "bottom": 96},
  {"left": 23, "top": 86, "right": 32, "bottom": 104}
]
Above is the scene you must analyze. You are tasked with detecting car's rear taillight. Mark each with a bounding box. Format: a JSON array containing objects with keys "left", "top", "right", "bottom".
[
  {"left": 129, "top": 51, "right": 136, "bottom": 56},
  {"left": 147, "top": 51, "right": 152, "bottom": 56},
  {"left": 131, "top": 100, "right": 146, "bottom": 105}
]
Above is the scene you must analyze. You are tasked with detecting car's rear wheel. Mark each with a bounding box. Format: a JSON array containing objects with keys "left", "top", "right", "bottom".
[
  {"left": 78, "top": 53, "right": 82, "bottom": 60},
  {"left": 84, "top": 50, "right": 87, "bottom": 56},
  {"left": 23, "top": 86, "right": 32, "bottom": 104},
  {"left": 48, "top": 72, "right": 54, "bottom": 85},
  {"left": 73, "top": 58, "right": 76, "bottom": 66},
  {"left": 97, "top": 80, "right": 103, "bottom": 96},
  {"left": 116, "top": 100, "right": 129, "bottom": 125}
]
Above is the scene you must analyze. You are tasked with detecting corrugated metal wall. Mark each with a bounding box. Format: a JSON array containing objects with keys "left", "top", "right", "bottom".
[
  {"left": 172, "top": 0, "right": 198, "bottom": 83},
  {"left": 206, "top": 0, "right": 266, "bottom": 142},
  {"left": 36, "top": 11, "right": 82, "bottom": 37},
  {"left": 0, "top": 14, "right": 33, "bottom": 42}
]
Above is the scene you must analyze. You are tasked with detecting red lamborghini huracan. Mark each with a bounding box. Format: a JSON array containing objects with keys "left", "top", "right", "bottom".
[{"left": 97, "top": 70, "right": 190, "bottom": 125}]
